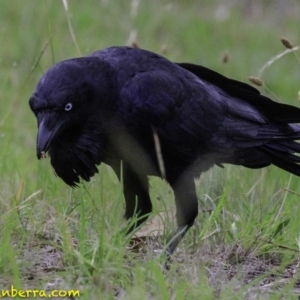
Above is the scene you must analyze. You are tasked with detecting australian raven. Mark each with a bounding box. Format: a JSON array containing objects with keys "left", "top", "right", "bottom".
[{"left": 29, "top": 46, "right": 300, "bottom": 254}]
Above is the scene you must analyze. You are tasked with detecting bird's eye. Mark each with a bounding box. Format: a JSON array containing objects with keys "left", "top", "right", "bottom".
[{"left": 65, "top": 103, "right": 73, "bottom": 111}]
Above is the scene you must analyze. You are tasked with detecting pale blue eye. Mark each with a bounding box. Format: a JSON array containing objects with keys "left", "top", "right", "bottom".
[{"left": 65, "top": 103, "right": 72, "bottom": 111}]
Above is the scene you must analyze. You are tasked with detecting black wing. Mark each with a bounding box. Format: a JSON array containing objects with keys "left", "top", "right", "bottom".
[
  {"left": 93, "top": 48, "right": 300, "bottom": 178},
  {"left": 88, "top": 47, "right": 300, "bottom": 178}
]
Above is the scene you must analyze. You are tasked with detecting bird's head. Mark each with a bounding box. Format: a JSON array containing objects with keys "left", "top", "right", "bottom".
[{"left": 29, "top": 57, "right": 118, "bottom": 186}]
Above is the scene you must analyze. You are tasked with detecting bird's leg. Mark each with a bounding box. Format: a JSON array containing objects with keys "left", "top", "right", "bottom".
[
  {"left": 166, "top": 175, "right": 198, "bottom": 255},
  {"left": 118, "top": 163, "right": 153, "bottom": 234}
]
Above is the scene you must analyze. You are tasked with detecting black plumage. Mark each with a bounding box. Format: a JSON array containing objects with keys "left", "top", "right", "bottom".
[{"left": 29, "top": 46, "right": 300, "bottom": 254}]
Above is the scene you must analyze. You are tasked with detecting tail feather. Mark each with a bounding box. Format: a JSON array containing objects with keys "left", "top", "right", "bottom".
[
  {"left": 177, "top": 62, "right": 300, "bottom": 177},
  {"left": 266, "top": 141, "right": 300, "bottom": 158},
  {"left": 260, "top": 144, "right": 300, "bottom": 177}
]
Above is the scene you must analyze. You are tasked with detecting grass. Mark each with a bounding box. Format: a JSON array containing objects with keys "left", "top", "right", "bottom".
[{"left": 1, "top": 0, "right": 300, "bottom": 299}]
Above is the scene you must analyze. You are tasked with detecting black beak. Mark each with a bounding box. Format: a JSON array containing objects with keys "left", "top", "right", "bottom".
[{"left": 36, "top": 117, "right": 62, "bottom": 159}]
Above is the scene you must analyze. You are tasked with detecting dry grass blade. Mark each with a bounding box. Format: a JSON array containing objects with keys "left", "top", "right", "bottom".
[
  {"left": 246, "top": 170, "right": 265, "bottom": 197},
  {"left": 29, "top": 40, "right": 50, "bottom": 74},
  {"left": 274, "top": 175, "right": 292, "bottom": 223},
  {"left": 258, "top": 46, "right": 300, "bottom": 78},
  {"left": 61, "top": 0, "right": 81, "bottom": 56},
  {"left": 16, "top": 189, "right": 43, "bottom": 231},
  {"left": 0, "top": 40, "right": 50, "bottom": 128},
  {"left": 152, "top": 125, "right": 166, "bottom": 180}
]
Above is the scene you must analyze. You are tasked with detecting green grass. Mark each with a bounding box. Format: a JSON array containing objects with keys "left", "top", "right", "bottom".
[{"left": 1, "top": 0, "right": 300, "bottom": 299}]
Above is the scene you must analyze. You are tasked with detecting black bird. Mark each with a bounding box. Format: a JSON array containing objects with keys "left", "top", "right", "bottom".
[{"left": 29, "top": 46, "right": 300, "bottom": 254}]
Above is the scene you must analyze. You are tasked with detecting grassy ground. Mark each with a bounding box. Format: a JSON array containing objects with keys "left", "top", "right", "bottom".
[{"left": 1, "top": 0, "right": 300, "bottom": 299}]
